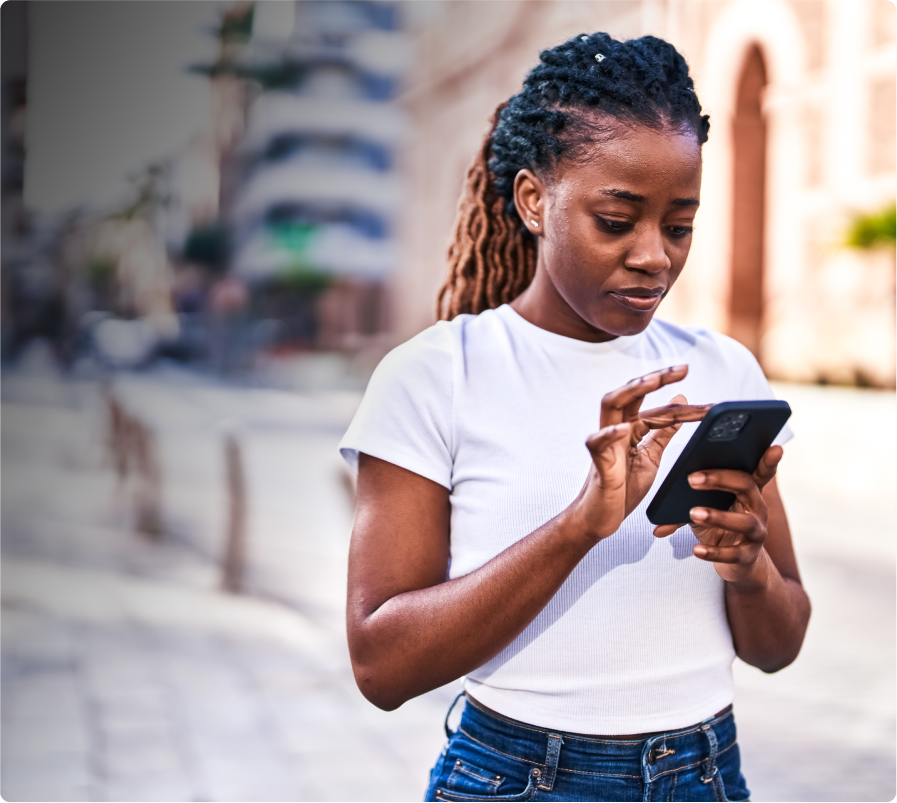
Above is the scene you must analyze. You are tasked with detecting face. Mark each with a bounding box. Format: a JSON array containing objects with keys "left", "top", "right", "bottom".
[{"left": 511, "top": 120, "right": 703, "bottom": 342}]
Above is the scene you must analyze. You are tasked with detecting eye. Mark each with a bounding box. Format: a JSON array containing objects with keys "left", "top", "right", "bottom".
[
  {"left": 595, "top": 216, "right": 633, "bottom": 235},
  {"left": 667, "top": 225, "right": 693, "bottom": 239}
]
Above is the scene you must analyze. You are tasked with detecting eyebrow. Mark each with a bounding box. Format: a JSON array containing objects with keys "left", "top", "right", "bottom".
[{"left": 601, "top": 188, "right": 700, "bottom": 207}]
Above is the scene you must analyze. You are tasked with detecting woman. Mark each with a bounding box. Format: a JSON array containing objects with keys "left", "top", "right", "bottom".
[{"left": 339, "top": 32, "right": 811, "bottom": 802}]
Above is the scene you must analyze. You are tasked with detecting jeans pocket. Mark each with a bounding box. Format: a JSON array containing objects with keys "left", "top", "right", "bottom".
[
  {"left": 433, "top": 735, "right": 539, "bottom": 802},
  {"left": 434, "top": 772, "right": 538, "bottom": 803}
]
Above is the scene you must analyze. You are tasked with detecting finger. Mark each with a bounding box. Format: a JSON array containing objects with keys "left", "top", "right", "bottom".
[
  {"left": 585, "top": 423, "right": 631, "bottom": 478},
  {"left": 600, "top": 365, "right": 688, "bottom": 427},
  {"left": 638, "top": 394, "right": 690, "bottom": 466},
  {"left": 752, "top": 445, "right": 783, "bottom": 489},
  {"left": 641, "top": 420, "right": 682, "bottom": 460},
  {"left": 639, "top": 402, "right": 713, "bottom": 429},
  {"left": 689, "top": 507, "right": 764, "bottom": 541},
  {"left": 653, "top": 523, "right": 686, "bottom": 538},
  {"left": 688, "top": 468, "right": 764, "bottom": 510},
  {"left": 692, "top": 543, "right": 753, "bottom": 564}
]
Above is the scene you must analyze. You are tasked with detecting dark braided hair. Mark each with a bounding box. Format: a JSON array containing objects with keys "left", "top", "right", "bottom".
[{"left": 437, "top": 33, "right": 710, "bottom": 320}]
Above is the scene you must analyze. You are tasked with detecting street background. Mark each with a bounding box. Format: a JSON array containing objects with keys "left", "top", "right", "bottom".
[{"left": 2, "top": 2, "right": 895, "bottom": 802}]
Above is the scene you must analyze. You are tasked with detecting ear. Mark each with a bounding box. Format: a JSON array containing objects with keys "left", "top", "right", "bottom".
[{"left": 513, "top": 169, "right": 545, "bottom": 236}]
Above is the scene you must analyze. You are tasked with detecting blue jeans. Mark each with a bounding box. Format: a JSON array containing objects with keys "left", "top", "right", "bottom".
[{"left": 424, "top": 695, "right": 750, "bottom": 802}]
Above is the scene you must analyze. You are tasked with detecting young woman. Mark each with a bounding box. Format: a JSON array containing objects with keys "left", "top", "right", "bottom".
[{"left": 339, "top": 33, "right": 811, "bottom": 802}]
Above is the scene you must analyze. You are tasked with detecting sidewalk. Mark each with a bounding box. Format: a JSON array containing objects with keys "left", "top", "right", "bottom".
[
  {"left": 2, "top": 353, "right": 894, "bottom": 801},
  {"left": 2, "top": 558, "right": 454, "bottom": 802}
]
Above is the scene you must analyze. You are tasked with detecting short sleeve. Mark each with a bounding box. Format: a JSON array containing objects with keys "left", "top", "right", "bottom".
[
  {"left": 338, "top": 324, "right": 454, "bottom": 489},
  {"left": 713, "top": 333, "right": 794, "bottom": 448}
]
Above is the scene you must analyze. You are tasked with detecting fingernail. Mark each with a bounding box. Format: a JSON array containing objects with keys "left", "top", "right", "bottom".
[
  {"left": 689, "top": 473, "right": 706, "bottom": 486},
  {"left": 690, "top": 508, "right": 709, "bottom": 522},
  {"left": 694, "top": 546, "right": 708, "bottom": 557}
]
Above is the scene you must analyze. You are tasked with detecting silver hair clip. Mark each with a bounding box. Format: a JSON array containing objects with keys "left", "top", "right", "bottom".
[
  {"left": 581, "top": 36, "right": 589, "bottom": 41},
  {"left": 595, "top": 53, "right": 605, "bottom": 62}
]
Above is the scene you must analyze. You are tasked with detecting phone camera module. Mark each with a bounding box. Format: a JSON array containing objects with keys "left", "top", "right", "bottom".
[{"left": 707, "top": 412, "right": 750, "bottom": 440}]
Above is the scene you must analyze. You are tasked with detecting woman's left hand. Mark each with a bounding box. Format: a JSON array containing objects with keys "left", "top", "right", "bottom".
[{"left": 653, "top": 445, "right": 783, "bottom": 583}]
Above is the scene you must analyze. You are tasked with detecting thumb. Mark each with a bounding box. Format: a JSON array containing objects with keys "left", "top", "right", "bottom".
[
  {"left": 585, "top": 422, "right": 631, "bottom": 480},
  {"left": 641, "top": 394, "right": 687, "bottom": 457},
  {"left": 653, "top": 523, "right": 685, "bottom": 538},
  {"left": 753, "top": 444, "right": 783, "bottom": 489}
]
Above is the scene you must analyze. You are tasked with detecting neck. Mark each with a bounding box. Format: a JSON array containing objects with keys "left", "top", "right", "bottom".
[{"left": 509, "top": 271, "right": 618, "bottom": 343}]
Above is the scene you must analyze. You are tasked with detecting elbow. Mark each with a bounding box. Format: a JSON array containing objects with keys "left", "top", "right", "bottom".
[
  {"left": 347, "top": 625, "right": 412, "bottom": 711},
  {"left": 757, "top": 651, "right": 800, "bottom": 674},
  {"left": 351, "top": 661, "right": 408, "bottom": 711}
]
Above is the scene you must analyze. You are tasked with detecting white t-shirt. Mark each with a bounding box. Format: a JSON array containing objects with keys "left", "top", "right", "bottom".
[{"left": 339, "top": 304, "right": 792, "bottom": 734}]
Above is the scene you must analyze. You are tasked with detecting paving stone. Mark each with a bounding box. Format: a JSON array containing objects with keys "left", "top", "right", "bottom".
[
  {"left": 101, "top": 736, "right": 184, "bottom": 776},
  {"left": 0, "top": 752, "right": 91, "bottom": 793},
  {"left": 3, "top": 715, "right": 90, "bottom": 757},
  {"left": 93, "top": 771, "right": 197, "bottom": 803}
]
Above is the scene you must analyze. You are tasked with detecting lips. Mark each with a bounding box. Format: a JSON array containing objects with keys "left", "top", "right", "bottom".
[{"left": 608, "top": 287, "right": 665, "bottom": 312}]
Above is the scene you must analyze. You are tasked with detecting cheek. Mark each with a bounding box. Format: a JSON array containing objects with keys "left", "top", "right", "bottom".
[{"left": 540, "top": 218, "right": 627, "bottom": 294}]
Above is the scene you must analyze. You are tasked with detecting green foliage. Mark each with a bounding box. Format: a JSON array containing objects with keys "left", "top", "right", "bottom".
[
  {"left": 276, "top": 263, "right": 332, "bottom": 294},
  {"left": 269, "top": 222, "right": 332, "bottom": 293},
  {"left": 214, "top": 4, "right": 254, "bottom": 44},
  {"left": 188, "top": 59, "right": 307, "bottom": 90},
  {"left": 183, "top": 223, "right": 231, "bottom": 272},
  {"left": 845, "top": 203, "right": 896, "bottom": 250},
  {"left": 86, "top": 257, "right": 115, "bottom": 283}
]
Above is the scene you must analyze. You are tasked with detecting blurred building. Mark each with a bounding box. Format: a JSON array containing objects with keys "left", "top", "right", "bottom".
[
  {"left": 395, "top": 0, "right": 896, "bottom": 387},
  {"left": 181, "top": 0, "right": 408, "bottom": 357}
]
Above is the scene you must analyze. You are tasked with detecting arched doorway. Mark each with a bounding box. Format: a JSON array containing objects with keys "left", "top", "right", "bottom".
[{"left": 729, "top": 45, "right": 768, "bottom": 363}]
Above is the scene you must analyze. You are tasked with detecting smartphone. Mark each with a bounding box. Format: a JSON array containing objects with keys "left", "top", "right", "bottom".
[{"left": 646, "top": 400, "right": 791, "bottom": 526}]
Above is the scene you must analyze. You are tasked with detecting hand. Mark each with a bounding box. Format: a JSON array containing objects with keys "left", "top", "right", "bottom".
[
  {"left": 571, "top": 365, "right": 712, "bottom": 542},
  {"left": 653, "top": 446, "right": 784, "bottom": 583}
]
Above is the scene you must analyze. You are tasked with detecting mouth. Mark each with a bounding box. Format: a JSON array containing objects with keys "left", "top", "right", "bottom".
[{"left": 608, "top": 288, "right": 665, "bottom": 313}]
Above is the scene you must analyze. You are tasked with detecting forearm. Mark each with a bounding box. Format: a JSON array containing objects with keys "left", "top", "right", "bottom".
[
  {"left": 724, "top": 549, "right": 811, "bottom": 672},
  {"left": 349, "top": 507, "right": 594, "bottom": 710}
]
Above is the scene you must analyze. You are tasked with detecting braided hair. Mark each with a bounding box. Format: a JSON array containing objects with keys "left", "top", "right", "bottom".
[{"left": 437, "top": 33, "right": 710, "bottom": 320}]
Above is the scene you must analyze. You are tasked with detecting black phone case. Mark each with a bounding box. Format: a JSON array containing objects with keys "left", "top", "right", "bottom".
[{"left": 646, "top": 400, "right": 791, "bottom": 526}]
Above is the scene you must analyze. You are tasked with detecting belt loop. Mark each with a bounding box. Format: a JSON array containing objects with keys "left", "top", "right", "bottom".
[
  {"left": 700, "top": 722, "right": 726, "bottom": 799},
  {"left": 538, "top": 733, "right": 563, "bottom": 791},
  {"left": 444, "top": 691, "right": 466, "bottom": 738}
]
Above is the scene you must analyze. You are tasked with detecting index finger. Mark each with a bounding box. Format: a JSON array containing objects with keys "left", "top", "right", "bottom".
[
  {"left": 639, "top": 402, "right": 713, "bottom": 429},
  {"left": 600, "top": 365, "right": 689, "bottom": 427}
]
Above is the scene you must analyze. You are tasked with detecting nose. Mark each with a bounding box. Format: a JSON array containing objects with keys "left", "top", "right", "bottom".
[{"left": 624, "top": 224, "right": 671, "bottom": 274}]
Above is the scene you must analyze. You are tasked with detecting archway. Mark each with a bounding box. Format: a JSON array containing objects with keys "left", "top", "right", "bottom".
[{"left": 729, "top": 45, "right": 768, "bottom": 363}]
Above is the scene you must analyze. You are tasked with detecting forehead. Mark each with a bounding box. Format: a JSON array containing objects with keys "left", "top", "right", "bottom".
[{"left": 549, "top": 124, "right": 702, "bottom": 198}]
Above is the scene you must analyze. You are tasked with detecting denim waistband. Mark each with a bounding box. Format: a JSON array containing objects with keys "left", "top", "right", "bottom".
[{"left": 452, "top": 693, "right": 738, "bottom": 786}]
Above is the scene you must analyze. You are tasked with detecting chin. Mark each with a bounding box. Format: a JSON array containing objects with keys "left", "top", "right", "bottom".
[{"left": 591, "top": 308, "right": 657, "bottom": 338}]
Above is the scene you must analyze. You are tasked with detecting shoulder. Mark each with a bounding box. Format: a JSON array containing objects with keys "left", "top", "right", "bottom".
[
  {"left": 646, "top": 319, "right": 759, "bottom": 370},
  {"left": 376, "top": 319, "right": 455, "bottom": 380},
  {"left": 378, "top": 308, "right": 506, "bottom": 375}
]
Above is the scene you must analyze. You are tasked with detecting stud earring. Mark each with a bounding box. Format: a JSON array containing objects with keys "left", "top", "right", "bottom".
[{"left": 531, "top": 220, "right": 539, "bottom": 227}]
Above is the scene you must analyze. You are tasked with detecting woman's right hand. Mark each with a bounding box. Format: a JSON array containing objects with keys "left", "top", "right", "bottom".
[{"left": 570, "top": 365, "right": 711, "bottom": 541}]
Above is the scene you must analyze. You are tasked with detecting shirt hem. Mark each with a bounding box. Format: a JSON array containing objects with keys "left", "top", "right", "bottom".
[{"left": 463, "top": 678, "right": 735, "bottom": 736}]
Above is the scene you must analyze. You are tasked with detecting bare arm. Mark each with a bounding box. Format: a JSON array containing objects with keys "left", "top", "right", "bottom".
[
  {"left": 347, "top": 365, "right": 709, "bottom": 710},
  {"left": 654, "top": 449, "right": 811, "bottom": 672},
  {"left": 723, "top": 476, "right": 811, "bottom": 671},
  {"left": 348, "top": 455, "right": 595, "bottom": 710}
]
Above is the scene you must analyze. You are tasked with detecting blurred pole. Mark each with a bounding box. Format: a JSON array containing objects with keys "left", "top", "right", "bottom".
[
  {"left": 103, "top": 385, "right": 161, "bottom": 539},
  {"left": 221, "top": 430, "right": 246, "bottom": 592},
  {"left": 132, "top": 419, "right": 162, "bottom": 539}
]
